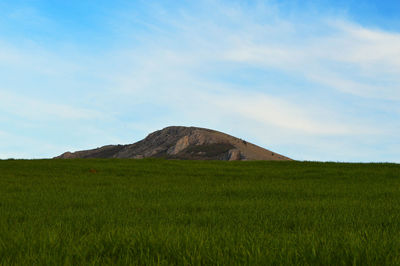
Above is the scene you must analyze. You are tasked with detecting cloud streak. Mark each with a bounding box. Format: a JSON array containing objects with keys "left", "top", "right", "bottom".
[{"left": 0, "top": 90, "right": 101, "bottom": 120}]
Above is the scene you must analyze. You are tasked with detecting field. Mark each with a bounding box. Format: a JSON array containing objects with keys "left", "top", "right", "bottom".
[{"left": 0, "top": 159, "right": 399, "bottom": 265}]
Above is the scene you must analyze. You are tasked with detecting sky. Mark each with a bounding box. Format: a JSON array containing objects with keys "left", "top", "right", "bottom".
[{"left": 0, "top": 0, "right": 399, "bottom": 162}]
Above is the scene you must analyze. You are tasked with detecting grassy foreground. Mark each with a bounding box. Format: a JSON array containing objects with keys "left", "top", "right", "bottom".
[{"left": 0, "top": 159, "right": 399, "bottom": 265}]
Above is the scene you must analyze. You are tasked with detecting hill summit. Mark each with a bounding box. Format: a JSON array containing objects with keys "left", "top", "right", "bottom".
[{"left": 55, "top": 126, "right": 291, "bottom": 161}]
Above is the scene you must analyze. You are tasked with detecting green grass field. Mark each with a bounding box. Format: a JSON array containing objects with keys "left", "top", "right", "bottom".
[{"left": 0, "top": 159, "right": 399, "bottom": 265}]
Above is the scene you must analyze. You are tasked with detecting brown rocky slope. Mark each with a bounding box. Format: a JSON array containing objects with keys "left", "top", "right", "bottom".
[{"left": 55, "top": 126, "right": 292, "bottom": 161}]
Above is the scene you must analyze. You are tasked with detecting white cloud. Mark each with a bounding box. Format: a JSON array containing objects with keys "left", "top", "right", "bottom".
[
  {"left": 220, "top": 19, "right": 400, "bottom": 99},
  {"left": 333, "top": 22, "right": 400, "bottom": 68},
  {"left": 208, "top": 94, "right": 352, "bottom": 135},
  {"left": 0, "top": 41, "right": 83, "bottom": 77},
  {"left": 0, "top": 90, "right": 101, "bottom": 120},
  {"left": 103, "top": 9, "right": 389, "bottom": 137}
]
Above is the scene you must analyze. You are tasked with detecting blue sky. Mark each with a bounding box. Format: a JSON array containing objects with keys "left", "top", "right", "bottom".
[{"left": 0, "top": 0, "right": 399, "bottom": 162}]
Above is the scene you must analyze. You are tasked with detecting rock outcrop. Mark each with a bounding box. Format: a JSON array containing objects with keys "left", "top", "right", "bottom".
[{"left": 55, "top": 126, "right": 292, "bottom": 161}]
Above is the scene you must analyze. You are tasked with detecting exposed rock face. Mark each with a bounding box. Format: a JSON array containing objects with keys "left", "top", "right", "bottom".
[
  {"left": 228, "top": 149, "right": 241, "bottom": 161},
  {"left": 168, "top": 136, "right": 190, "bottom": 155},
  {"left": 55, "top": 126, "right": 292, "bottom": 161}
]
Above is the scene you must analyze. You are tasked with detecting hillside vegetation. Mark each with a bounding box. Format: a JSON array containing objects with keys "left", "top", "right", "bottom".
[{"left": 0, "top": 159, "right": 399, "bottom": 265}]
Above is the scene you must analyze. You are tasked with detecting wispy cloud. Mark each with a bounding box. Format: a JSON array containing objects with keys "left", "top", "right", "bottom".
[
  {"left": 105, "top": 4, "right": 394, "bottom": 132},
  {"left": 0, "top": 90, "right": 101, "bottom": 120},
  {"left": 220, "top": 20, "right": 400, "bottom": 99}
]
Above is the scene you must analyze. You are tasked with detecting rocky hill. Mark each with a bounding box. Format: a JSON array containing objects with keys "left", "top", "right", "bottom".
[{"left": 55, "top": 126, "right": 291, "bottom": 161}]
